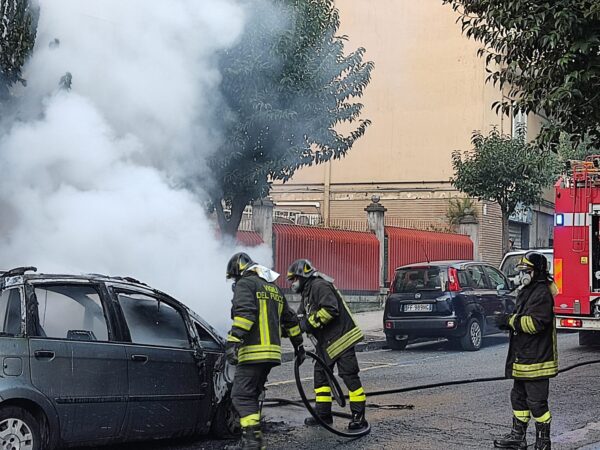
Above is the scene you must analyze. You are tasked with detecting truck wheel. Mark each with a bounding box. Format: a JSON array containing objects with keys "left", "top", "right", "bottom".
[
  {"left": 579, "top": 330, "right": 600, "bottom": 347},
  {"left": 460, "top": 318, "right": 482, "bottom": 351},
  {"left": 210, "top": 395, "right": 240, "bottom": 439},
  {"left": 0, "top": 406, "right": 43, "bottom": 450},
  {"left": 386, "top": 336, "right": 408, "bottom": 350}
]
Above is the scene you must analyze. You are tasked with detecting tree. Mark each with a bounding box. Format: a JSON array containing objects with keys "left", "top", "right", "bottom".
[
  {"left": 0, "top": 0, "right": 38, "bottom": 102},
  {"left": 443, "top": 0, "right": 600, "bottom": 148},
  {"left": 451, "top": 128, "right": 551, "bottom": 253},
  {"left": 208, "top": 0, "right": 373, "bottom": 236}
]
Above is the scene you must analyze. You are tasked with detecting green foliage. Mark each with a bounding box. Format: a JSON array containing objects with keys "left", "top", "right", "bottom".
[
  {"left": 547, "top": 132, "right": 600, "bottom": 180},
  {"left": 443, "top": 0, "right": 600, "bottom": 147},
  {"left": 209, "top": 0, "right": 373, "bottom": 234},
  {"left": 451, "top": 128, "right": 551, "bottom": 217},
  {"left": 0, "top": 0, "right": 38, "bottom": 101},
  {"left": 446, "top": 197, "right": 477, "bottom": 226}
]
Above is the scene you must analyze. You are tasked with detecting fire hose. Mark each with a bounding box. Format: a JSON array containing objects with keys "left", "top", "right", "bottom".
[{"left": 264, "top": 355, "right": 600, "bottom": 438}]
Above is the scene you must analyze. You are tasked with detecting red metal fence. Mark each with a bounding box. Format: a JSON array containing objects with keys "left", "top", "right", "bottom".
[
  {"left": 236, "top": 231, "right": 263, "bottom": 247},
  {"left": 273, "top": 224, "right": 379, "bottom": 292},
  {"left": 385, "top": 226, "right": 473, "bottom": 282}
]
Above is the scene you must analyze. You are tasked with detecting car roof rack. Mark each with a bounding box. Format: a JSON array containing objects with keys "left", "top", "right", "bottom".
[{"left": 1, "top": 267, "right": 38, "bottom": 277}]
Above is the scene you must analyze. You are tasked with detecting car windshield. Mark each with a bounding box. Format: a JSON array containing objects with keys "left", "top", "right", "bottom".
[{"left": 393, "top": 267, "right": 442, "bottom": 293}]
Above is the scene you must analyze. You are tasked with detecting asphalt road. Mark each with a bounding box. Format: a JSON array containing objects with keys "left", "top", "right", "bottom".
[{"left": 93, "top": 332, "right": 600, "bottom": 450}]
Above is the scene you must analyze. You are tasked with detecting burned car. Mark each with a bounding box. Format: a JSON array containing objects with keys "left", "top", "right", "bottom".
[{"left": 0, "top": 267, "right": 237, "bottom": 450}]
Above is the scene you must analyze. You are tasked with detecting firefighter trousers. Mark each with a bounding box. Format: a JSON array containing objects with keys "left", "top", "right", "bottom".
[
  {"left": 314, "top": 347, "right": 366, "bottom": 415},
  {"left": 511, "top": 379, "right": 551, "bottom": 423},
  {"left": 231, "top": 362, "right": 274, "bottom": 428}
]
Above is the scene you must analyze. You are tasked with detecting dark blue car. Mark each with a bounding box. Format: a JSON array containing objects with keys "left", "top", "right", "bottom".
[{"left": 383, "top": 260, "right": 515, "bottom": 351}]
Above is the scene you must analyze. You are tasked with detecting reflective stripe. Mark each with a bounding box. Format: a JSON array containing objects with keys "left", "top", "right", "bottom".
[
  {"left": 238, "top": 344, "right": 282, "bottom": 362},
  {"left": 317, "top": 308, "right": 333, "bottom": 324},
  {"left": 233, "top": 316, "right": 254, "bottom": 331},
  {"left": 533, "top": 411, "right": 551, "bottom": 423},
  {"left": 512, "top": 360, "right": 558, "bottom": 378},
  {"left": 349, "top": 387, "right": 366, "bottom": 403},
  {"left": 227, "top": 334, "right": 242, "bottom": 343},
  {"left": 326, "top": 326, "right": 364, "bottom": 359},
  {"left": 513, "top": 410, "right": 531, "bottom": 423},
  {"left": 315, "top": 386, "right": 332, "bottom": 394},
  {"left": 287, "top": 325, "right": 301, "bottom": 337},
  {"left": 239, "top": 352, "right": 281, "bottom": 362},
  {"left": 520, "top": 316, "right": 536, "bottom": 334},
  {"left": 508, "top": 314, "right": 516, "bottom": 330},
  {"left": 240, "top": 412, "right": 260, "bottom": 427},
  {"left": 316, "top": 395, "right": 332, "bottom": 403},
  {"left": 259, "top": 299, "right": 270, "bottom": 345},
  {"left": 308, "top": 314, "right": 321, "bottom": 329}
]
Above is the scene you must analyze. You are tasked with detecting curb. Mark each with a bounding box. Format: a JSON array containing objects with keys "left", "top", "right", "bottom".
[{"left": 281, "top": 338, "right": 387, "bottom": 363}]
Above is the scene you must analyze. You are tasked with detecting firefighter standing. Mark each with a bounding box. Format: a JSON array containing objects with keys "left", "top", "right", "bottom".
[
  {"left": 225, "top": 253, "right": 304, "bottom": 450},
  {"left": 493, "top": 251, "right": 558, "bottom": 450},
  {"left": 287, "top": 259, "right": 368, "bottom": 431}
]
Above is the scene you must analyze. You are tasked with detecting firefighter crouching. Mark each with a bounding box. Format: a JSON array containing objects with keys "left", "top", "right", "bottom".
[
  {"left": 225, "top": 253, "right": 305, "bottom": 450},
  {"left": 493, "top": 251, "right": 558, "bottom": 450},
  {"left": 287, "top": 259, "right": 368, "bottom": 431}
]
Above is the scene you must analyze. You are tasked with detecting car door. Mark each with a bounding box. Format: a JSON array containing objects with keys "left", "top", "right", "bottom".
[
  {"left": 481, "top": 265, "right": 508, "bottom": 333},
  {"left": 27, "top": 282, "right": 128, "bottom": 444},
  {"left": 462, "top": 264, "right": 489, "bottom": 321},
  {"left": 483, "top": 265, "right": 515, "bottom": 322},
  {"left": 113, "top": 288, "right": 206, "bottom": 440}
]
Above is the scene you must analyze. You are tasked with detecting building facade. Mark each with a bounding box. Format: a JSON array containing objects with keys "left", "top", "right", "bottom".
[{"left": 269, "top": 0, "right": 554, "bottom": 266}]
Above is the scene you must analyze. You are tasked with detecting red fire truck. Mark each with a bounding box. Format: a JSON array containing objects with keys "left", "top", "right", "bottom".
[{"left": 554, "top": 157, "right": 600, "bottom": 345}]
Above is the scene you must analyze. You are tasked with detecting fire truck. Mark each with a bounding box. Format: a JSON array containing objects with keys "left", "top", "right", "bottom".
[{"left": 554, "top": 157, "right": 600, "bottom": 345}]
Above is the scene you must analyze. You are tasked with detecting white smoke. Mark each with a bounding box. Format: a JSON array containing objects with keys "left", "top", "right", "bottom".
[{"left": 0, "top": 0, "right": 272, "bottom": 333}]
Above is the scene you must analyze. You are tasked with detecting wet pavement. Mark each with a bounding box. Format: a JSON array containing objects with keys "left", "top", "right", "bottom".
[{"left": 93, "top": 331, "right": 600, "bottom": 450}]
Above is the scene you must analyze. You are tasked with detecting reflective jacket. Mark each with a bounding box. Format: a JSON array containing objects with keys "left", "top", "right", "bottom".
[
  {"left": 505, "top": 280, "right": 558, "bottom": 380},
  {"left": 298, "top": 276, "right": 363, "bottom": 364},
  {"left": 227, "top": 272, "right": 302, "bottom": 365}
]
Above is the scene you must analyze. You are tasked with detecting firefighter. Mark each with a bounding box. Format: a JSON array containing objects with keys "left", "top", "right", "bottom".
[
  {"left": 286, "top": 259, "right": 368, "bottom": 431},
  {"left": 225, "top": 252, "right": 304, "bottom": 450},
  {"left": 493, "top": 251, "right": 558, "bottom": 450}
]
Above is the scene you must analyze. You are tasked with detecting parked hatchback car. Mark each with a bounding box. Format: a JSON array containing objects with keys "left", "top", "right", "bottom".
[
  {"left": 384, "top": 261, "right": 516, "bottom": 351},
  {"left": 0, "top": 267, "right": 237, "bottom": 450}
]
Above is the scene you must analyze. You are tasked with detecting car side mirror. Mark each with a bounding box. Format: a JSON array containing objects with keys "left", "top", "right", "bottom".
[{"left": 496, "top": 283, "right": 505, "bottom": 292}]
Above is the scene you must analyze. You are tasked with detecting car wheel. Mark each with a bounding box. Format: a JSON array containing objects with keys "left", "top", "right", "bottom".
[
  {"left": 210, "top": 395, "right": 240, "bottom": 439},
  {"left": 460, "top": 318, "right": 482, "bottom": 351},
  {"left": 579, "top": 330, "right": 600, "bottom": 347},
  {"left": 0, "top": 406, "right": 43, "bottom": 450},
  {"left": 386, "top": 336, "right": 408, "bottom": 350}
]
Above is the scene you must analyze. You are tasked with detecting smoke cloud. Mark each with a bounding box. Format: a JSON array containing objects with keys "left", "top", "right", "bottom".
[{"left": 0, "top": 0, "right": 273, "bottom": 333}]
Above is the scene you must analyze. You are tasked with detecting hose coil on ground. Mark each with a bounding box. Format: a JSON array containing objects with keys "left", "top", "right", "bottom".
[{"left": 294, "top": 351, "right": 371, "bottom": 438}]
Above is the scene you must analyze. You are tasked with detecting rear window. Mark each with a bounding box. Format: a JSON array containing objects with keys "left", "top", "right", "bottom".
[{"left": 393, "top": 267, "right": 443, "bottom": 293}]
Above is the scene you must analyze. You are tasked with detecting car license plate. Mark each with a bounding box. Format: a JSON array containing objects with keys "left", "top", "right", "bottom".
[{"left": 404, "top": 304, "right": 433, "bottom": 312}]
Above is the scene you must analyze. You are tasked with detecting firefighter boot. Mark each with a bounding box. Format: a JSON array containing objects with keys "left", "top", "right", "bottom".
[
  {"left": 304, "top": 402, "right": 333, "bottom": 426},
  {"left": 493, "top": 417, "right": 528, "bottom": 449},
  {"left": 224, "top": 425, "right": 266, "bottom": 450},
  {"left": 348, "top": 402, "right": 368, "bottom": 431},
  {"left": 534, "top": 421, "right": 551, "bottom": 450}
]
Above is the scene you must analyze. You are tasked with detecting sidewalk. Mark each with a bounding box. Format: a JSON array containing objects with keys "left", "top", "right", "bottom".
[{"left": 281, "top": 309, "right": 386, "bottom": 362}]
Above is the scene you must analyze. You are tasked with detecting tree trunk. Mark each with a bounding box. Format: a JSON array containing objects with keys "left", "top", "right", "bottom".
[
  {"left": 501, "top": 211, "right": 510, "bottom": 256},
  {"left": 214, "top": 194, "right": 250, "bottom": 239}
]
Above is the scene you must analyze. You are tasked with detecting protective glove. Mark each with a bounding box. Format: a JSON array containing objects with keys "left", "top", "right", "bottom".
[
  {"left": 294, "top": 344, "right": 306, "bottom": 364},
  {"left": 494, "top": 313, "right": 511, "bottom": 331},
  {"left": 225, "top": 341, "right": 240, "bottom": 365},
  {"left": 299, "top": 316, "right": 313, "bottom": 333}
]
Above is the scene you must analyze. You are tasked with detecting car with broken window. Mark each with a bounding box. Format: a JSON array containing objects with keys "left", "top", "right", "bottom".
[
  {"left": 0, "top": 267, "right": 237, "bottom": 450},
  {"left": 384, "top": 260, "right": 516, "bottom": 351}
]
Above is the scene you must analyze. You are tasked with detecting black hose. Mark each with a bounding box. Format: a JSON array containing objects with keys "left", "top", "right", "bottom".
[
  {"left": 294, "top": 351, "right": 371, "bottom": 438},
  {"left": 267, "top": 358, "right": 600, "bottom": 407}
]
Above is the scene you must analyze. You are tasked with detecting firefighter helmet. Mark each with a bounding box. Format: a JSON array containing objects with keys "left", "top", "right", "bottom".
[
  {"left": 516, "top": 251, "right": 548, "bottom": 276},
  {"left": 226, "top": 252, "right": 254, "bottom": 279},
  {"left": 287, "top": 259, "right": 316, "bottom": 280}
]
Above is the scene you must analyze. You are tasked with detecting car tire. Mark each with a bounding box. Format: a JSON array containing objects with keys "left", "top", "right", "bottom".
[
  {"left": 386, "top": 336, "right": 408, "bottom": 350},
  {"left": 0, "top": 406, "right": 43, "bottom": 450},
  {"left": 460, "top": 317, "right": 482, "bottom": 351},
  {"left": 210, "top": 395, "right": 241, "bottom": 439},
  {"left": 579, "top": 330, "right": 600, "bottom": 347}
]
